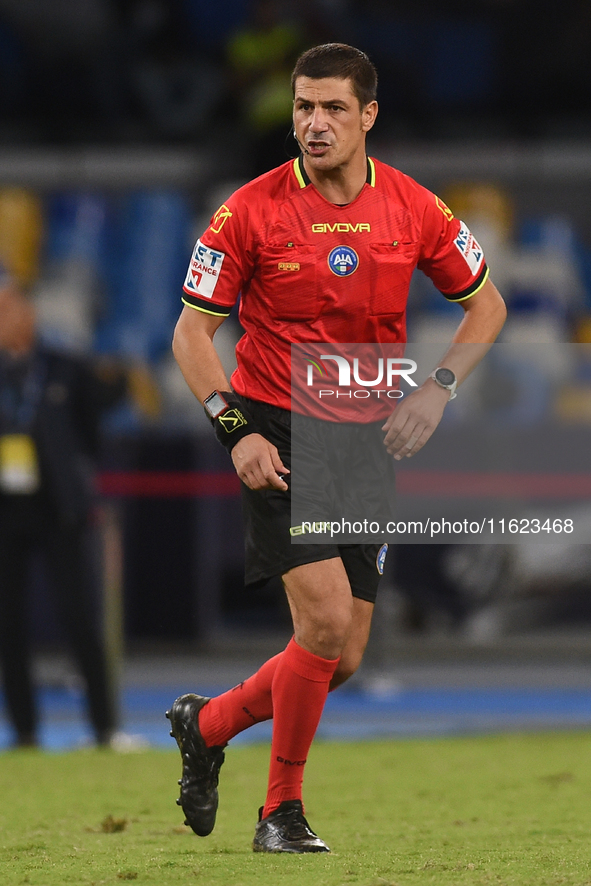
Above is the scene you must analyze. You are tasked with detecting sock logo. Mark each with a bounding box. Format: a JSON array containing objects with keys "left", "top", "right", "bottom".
[
  {"left": 276, "top": 756, "right": 306, "bottom": 766},
  {"left": 242, "top": 706, "right": 257, "bottom": 723}
]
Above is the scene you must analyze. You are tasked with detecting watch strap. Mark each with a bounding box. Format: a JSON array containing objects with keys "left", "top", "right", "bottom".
[{"left": 204, "top": 390, "right": 260, "bottom": 452}]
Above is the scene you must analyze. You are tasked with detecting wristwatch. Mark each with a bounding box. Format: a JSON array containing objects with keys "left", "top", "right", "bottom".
[
  {"left": 429, "top": 367, "right": 457, "bottom": 400},
  {"left": 203, "top": 389, "right": 259, "bottom": 453},
  {"left": 203, "top": 390, "right": 230, "bottom": 419}
]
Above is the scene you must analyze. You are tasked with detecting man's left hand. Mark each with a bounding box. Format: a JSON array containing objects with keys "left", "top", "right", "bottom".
[{"left": 382, "top": 381, "right": 450, "bottom": 460}]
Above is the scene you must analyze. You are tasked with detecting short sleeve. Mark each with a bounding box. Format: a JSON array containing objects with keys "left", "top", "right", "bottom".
[
  {"left": 417, "top": 192, "right": 489, "bottom": 302},
  {"left": 182, "top": 194, "right": 255, "bottom": 316}
]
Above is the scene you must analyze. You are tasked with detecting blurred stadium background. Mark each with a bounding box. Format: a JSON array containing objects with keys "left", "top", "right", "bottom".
[{"left": 2, "top": 0, "right": 591, "bottom": 749}]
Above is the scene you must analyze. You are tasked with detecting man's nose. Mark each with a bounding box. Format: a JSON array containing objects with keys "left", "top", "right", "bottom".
[{"left": 309, "top": 107, "right": 329, "bottom": 131}]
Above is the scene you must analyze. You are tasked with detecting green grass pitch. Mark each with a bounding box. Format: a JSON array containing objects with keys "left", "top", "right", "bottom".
[{"left": 2, "top": 733, "right": 591, "bottom": 885}]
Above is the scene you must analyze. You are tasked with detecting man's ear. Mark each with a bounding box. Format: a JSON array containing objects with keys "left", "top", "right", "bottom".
[{"left": 361, "top": 101, "right": 378, "bottom": 132}]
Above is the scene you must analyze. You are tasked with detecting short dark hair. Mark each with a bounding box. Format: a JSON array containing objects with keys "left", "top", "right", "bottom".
[{"left": 291, "top": 43, "right": 378, "bottom": 109}]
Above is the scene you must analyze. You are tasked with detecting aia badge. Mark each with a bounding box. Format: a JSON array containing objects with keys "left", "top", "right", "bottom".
[
  {"left": 328, "top": 245, "right": 359, "bottom": 277},
  {"left": 376, "top": 543, "right": 388, "bottom": 575}
]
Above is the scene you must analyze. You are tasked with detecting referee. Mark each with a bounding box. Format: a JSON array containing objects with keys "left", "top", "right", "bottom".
[{"left": 167, "top": 43, "right": 507, "bottom": 853}]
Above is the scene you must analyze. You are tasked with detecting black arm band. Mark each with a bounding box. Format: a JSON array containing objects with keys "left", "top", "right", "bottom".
[{"left": 204, "top": 391, "right": 260, "bottom": 453}]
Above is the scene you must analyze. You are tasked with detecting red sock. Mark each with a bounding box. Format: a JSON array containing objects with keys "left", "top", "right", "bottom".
[
  {"left": 198, "top": 653, "right": 281, "bottom": 747},
  {"left": 263, "top": 638, "right": 339, "bottom": 818}
]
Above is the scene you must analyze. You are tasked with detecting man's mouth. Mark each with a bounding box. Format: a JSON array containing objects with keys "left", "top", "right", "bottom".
[{"left": 307, "top": 140, "right": 330, "bottom": 156}]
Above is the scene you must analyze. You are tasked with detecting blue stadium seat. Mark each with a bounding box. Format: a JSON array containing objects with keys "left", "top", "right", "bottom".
[{"left": 95, "top": 190, "right": 192, "bottom": 363}]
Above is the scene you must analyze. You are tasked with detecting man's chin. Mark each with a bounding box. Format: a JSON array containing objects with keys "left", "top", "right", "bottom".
[{"left": 305, "top": 151, "right": 337, "bottom": 170}]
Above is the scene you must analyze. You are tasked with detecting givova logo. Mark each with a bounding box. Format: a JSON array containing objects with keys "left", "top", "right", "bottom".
[{"left": 328, "top": 245, "right": 358, "bottom": 276}]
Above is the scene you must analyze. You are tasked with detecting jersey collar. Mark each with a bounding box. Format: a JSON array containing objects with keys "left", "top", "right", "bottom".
[{"left": 293, "top": 155, "right": 376, "bottom": 189}]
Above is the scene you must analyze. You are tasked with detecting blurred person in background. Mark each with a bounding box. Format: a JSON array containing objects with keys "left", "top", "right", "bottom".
[
  {"left": 168, "top": 42, "right": 506, "bottom": 853},
  {"left": 225, "top": 0, "right": 306, "bottom": 175},
  {"left": 0, "top": 266, "right": 127, "bottom": 748}
]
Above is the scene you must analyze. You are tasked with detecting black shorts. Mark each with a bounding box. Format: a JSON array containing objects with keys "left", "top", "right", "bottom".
[{"left": 240, "top": 397, "right": 394, "bottom": 604}]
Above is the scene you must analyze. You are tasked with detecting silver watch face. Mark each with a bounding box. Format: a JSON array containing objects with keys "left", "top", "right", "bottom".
[
  {"left": 204, "top": 391, "right": 228, "bottom": 418},
  {"left": 435, "top": 368, "right": 456, "bottom": 387}
]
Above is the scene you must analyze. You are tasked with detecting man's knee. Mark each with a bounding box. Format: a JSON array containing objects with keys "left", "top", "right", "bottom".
[
  {"left": 297, "top": 602, "right": 353, "bottom": 659},
  {"left": 329, "top": 596, "right": 375, "bottom": 690},
  {"left": 283, "top": 558, "right": 354, "bottom": 659},
  {"left": 330, "top": 647, "right": 363, "bottom": 690}
]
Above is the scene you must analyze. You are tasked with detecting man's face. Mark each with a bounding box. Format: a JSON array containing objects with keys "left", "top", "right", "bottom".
[
  {"left": 0, "top": 286, "right": 35, "bottom": 355},
  {"left": 293, "top": 76, "right": 378, "bottom": 173}
]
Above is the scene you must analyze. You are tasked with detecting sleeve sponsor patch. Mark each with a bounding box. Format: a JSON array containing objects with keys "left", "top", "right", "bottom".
[
  {"left": 183, "top": 239, "right": 225, "bottom": 299},
  {"left": 454, "top": 221, "right": 484, "bottom": 276}
]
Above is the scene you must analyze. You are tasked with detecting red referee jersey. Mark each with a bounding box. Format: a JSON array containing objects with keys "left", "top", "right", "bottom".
[{"left": 182, "top": 155, "right": 488, "bottom": 417}]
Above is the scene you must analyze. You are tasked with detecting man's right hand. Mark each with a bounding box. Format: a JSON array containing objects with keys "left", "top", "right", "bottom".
[{"left": 231, "top": 434, "right": 289, "bottom": 491}]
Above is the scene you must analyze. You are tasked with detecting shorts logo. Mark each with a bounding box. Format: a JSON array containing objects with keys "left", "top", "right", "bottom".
[
  {"left": 278, "top": 262, "right": 300, "bottom": 271},
  {"left": 289, "top": 522, "right": 329, "bottom": 536},
  {"left": 210, "top": 203, "right": 232, "bottom": 234},
  {"left": 376, "top": 543, "right": 388, "bottom": 575},
  {"left": 328, "top": 245, "right": 359, "bottom": 277}
]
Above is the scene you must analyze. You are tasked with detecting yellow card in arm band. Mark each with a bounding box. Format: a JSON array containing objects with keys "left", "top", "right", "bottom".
[{"left": 0, "top": 434, "right": 40, "bottom": 494}]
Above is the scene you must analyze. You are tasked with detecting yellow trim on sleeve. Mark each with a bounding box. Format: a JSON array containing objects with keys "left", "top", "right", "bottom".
[
  {"left": 293, "top": 157, "right": 307, "bottom": 189},
  {"left": 367, "top": 157, "right": 376, "bottom": 187},
  {"left": 448, "top": 266, "right": 490, "bottom": 303},
  {"left": 181, "top": 297, "right": 230, "bottom": 317}
]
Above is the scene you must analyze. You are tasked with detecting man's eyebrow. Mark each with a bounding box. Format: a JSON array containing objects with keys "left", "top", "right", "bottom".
[{"left": 294, "top": 96, "right": 350, "bottom": 106}]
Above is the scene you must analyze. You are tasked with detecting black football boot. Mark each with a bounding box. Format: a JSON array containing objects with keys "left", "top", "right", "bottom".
[
  {"left": 166, "top": 693, "right": 225, "bottom": 836},
  {"left": 253, "top": 800, "right": 330, "bottom": 853}
]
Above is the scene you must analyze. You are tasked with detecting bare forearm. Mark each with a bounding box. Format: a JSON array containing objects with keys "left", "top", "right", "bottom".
[
  {"left": 431, "top": 278, "right": 507, "bottom": 385},
  {"left": 172, "top": 308, "right": 230, "bottom": 404},
  {"left": 172, "top": 307, "right": 288, "bottom": 491},
  {"left": 383, "top": 278, "right": 506, "bottom": 458}
]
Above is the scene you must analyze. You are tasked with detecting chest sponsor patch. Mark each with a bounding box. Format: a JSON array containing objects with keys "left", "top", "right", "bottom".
[
  {"left": 328, "top": 245, "right": 359, "bottom": 277},
  {"left": 454, "top": 222, "right": 484, "bottom": 276},
  {"left": 184, "top": 239, "right": 225, "bottom": 299}
]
